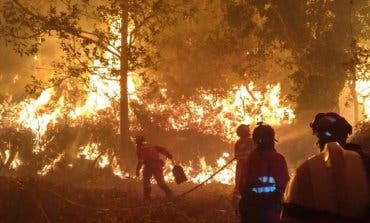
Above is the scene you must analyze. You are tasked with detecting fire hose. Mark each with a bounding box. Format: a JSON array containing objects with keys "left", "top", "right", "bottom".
[
  {"left": 20, "top": 157, "right": 237, "bottom": 212},
  {"left": 174, "top": 157, "right": 236, "bottom": 200}
]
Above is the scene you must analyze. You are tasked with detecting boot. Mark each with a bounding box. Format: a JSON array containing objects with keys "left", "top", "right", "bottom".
[{"left": 159, "top": 184, "right": 173, "bottom": 199}]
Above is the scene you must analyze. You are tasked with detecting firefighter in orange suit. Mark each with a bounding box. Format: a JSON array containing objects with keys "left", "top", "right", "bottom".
[
  {"left": 135, "top": 135, "right": 173, "bottom": 200},
  {"left": 232, "top": 124, "right": 255, "bottom": 212},
  {"left": 238, "top": 124, "right": 290, "bottom": 223},
  {"left": 282, "top": 113, "right": 370, "bottom": 223}
]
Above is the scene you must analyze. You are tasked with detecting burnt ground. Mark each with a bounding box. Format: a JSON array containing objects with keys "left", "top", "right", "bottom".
[{"left": 0, "top": 176, "right": 239, "bottom": 223}]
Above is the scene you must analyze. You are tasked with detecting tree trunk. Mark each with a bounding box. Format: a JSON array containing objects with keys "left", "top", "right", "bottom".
[
  {"left": 120, "top": 0, "right": 130, "bottom": 167},
  {"left": 348, "top": 50, "right": 359, "bottom": 123},
  {"left": 350, "top": 80, "right": 360, "bottom": 123}
]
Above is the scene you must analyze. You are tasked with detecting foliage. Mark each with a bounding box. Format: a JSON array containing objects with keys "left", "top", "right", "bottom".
[
  {"left": 154, "top": 0, "right": 296, "bottom": 98},
  {"left": 0, "top": 0, "right": 192, "bottom": 79},
  {"left": 246, "top": 0, "right": 364, "bottom": 113},
  {"left": 0, "top": 0, "right": 197, "bottom": 164},
  {"left": 346, "top": 41, "right": 369, "bottom": 80}
]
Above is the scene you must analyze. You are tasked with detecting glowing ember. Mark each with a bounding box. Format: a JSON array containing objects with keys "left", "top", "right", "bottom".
[{"left": 38, "top": 153, "right": 64, "bottom": 176}]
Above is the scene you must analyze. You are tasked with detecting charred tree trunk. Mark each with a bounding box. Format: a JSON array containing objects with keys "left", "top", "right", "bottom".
[{"left": 120, "top": 0, "right": 130, "bottom": 167}]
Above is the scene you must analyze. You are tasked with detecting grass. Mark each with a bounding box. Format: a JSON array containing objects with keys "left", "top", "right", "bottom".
[{"left": 0, "top": 176, "right": 240, "bottom": 223}]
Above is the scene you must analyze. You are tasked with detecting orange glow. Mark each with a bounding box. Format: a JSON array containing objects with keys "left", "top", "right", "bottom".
[
  {"left": 356, "top": 80, "right": 370, "bottom": 120},
  {"left": 2, "top": 18, "right": 296, "bottom": 184},
  {"left": 5, "top": 59, "right": 295, "bottom": 183}
]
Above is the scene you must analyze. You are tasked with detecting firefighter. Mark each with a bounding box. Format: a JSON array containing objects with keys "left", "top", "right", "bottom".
[
  {"left": 282, "top": 112, "right": 370, "bottom": 222},
  {"left": 238, "top": 124, "right": 290, "bottom": 223},
  {"left": 135, "top": 135, "right": 173, "bottom": 200},
  {"left": 232, "top": 124, "right": 254, "bottom": 213}
]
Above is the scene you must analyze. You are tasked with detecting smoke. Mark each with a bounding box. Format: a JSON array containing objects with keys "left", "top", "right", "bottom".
[
  {"left": 275, "top": 123, "right": 317, "bottom": 169},
  {"left": 0, "top": 38, "right": 60, "bottom": 101},
  {"left": 152, "top": 2, "right": 297, "bottom": 99}
]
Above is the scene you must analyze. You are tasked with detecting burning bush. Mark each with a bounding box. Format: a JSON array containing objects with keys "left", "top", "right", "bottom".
[
  {"left": 0, "top": 127, "right": 33, "bottom": 173},
  {"left": 0, "top": 69, "right": 298, "bottom": 185}
]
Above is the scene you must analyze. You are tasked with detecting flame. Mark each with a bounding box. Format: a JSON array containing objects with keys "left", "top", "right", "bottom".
[
  {"left": 1, "top": 18, "right": 297, "bottom": 183},
  {"left": 15, "top": 88, "right": 64, "bottom": 153},
  {"left": 2, "top": 16, "right": 369, "bottom": 185},
  {"left": 356, "top": 80, "right": 370, "bottom": 120},
  {"left": 162, "top": 152, "right": 236, "bottom": 185},
  {"left": 77, "top": 143, "right": 110, "bottom": 169},
  {"left": 155, "top": 82, "right": 295, "bottom": 142},
  {"left": 16, "top": 88, "right": 55, "bottom": 136},
  {"left": 76, "top": 143, "right": 127, "bottom": 177},
  {"left": 77, "top": 143, "right": 101, "bottom": 160},
  {"left": 0, "top": 150, "right": 22, "bottom": 170},
  {"left": 4, "top": 63, "right": 296, "bottom": 182},
  {"left": 10, "top": 153, "right": 22, "bottom": 169},
  {"left": 112, "top": 157, "right": 127, "bottom": 179},
  {"left": 38, "top": 153, "right": 64, "bottom": 176}
]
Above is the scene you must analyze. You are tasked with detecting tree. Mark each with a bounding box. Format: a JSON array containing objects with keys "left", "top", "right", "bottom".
[
  {"left": 154, "top": 0, "right": 296, "bottom": 98},
  {"left": 345, "top": 0, "right": 369, "bottom": 122},
  {"left": 0, "top": 0, "right": 192, "bottom": 166},
  {"left": 232, "top": 0, "right": 358, "bottom": 118}
]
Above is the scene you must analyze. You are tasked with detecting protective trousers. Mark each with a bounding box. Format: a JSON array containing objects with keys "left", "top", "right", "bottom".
[
  {"left": 239, "top": 191, "right": 282, "bottom": 223},
  {"left": 143, "top": 163, "right": 172, "bottom": 200}
]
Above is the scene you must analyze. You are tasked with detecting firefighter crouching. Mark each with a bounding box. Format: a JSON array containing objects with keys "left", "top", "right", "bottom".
[
  {"left": 232, "top": 124, "right": 254, "bottom": 213},
  {"left": 135, "top": 135, "right": 173, "bottom": 200}
]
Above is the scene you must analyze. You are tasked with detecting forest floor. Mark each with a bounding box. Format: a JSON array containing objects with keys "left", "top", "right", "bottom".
[{"left": 0, "top": 176, "right": 239, "bottom": 223}]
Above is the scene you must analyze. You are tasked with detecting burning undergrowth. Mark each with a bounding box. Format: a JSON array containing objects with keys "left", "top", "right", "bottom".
[{"left": 0, "top": 71, "right": 296, "bottom": 184}]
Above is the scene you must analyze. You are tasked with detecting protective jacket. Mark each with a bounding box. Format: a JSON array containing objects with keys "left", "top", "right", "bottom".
[
  {"left": 283, "top": 142, "right": 370, "bottom": 223},
  {"left": 137, "top": 143, "right": 172, "bottom": 166},
  {"left": 136, "top": 143, "right": 172, "bottom": 200},
  {"left": 234, "top": 137, "right": 254, "bottom": 191},
  {"left": 239, "top": 148, "right": 290, "bottom": 196},
  {"left": 238, "top": 148, "right": 289, "bottom": 223}
]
